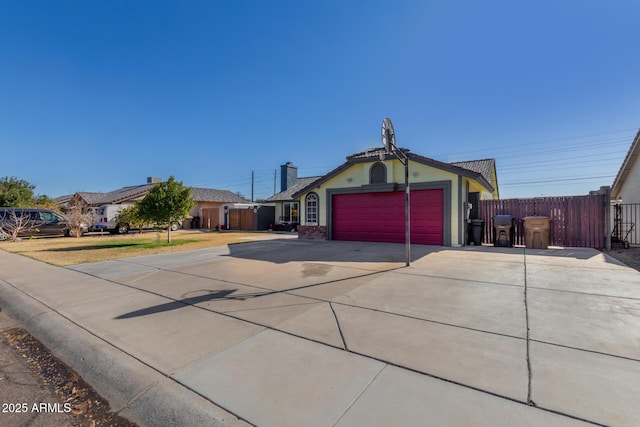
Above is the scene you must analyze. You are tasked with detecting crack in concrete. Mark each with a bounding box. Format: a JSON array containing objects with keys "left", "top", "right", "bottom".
[
  {"left": 329, "top": 302, "right": 348, "bottom": 351},
  {"left": 524, "top": 249, "right": 533, "bottom": 406}
]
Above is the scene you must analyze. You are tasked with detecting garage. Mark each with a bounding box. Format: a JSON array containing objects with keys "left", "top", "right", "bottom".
[{"left": 332, "top": 189, "right": 444, "bottom": 245}]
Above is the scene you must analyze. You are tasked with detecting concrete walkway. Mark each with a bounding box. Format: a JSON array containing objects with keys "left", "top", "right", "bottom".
[{"left": 1, "top": 239, "right": 639, "bottom": 426}]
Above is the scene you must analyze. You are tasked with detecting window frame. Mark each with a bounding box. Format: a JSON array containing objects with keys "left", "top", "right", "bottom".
[
  {"left": 282, "top": 202, "right": 299, "bottom": 222},
  {"left": 305, "top": 192, "right": 319, "bottom": 226},
  {"left": 370, "top": 162, "right": 387, "bottom": 184}
]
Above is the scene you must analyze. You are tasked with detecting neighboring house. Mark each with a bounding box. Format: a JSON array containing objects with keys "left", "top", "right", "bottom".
[
  {"left": 65, "top": 177, "right": 250, "bottom": 230},
  {"left": 265, "top": 162, "right": 321, "bottom": 230},
  {"left": 188, "top": 188, "right": 250, "bottom": 229},
  {"left": 611, "top": 129, "right": 640, "bottom": 203},
  {"left": 610, "top": 129, "right": 640, "bottom": 246},
  {"left": 69, "top": 178, "right": 161, "bottom": 210},
  {"left": 52, "top": 194, "right": 73, "bottom": 211},
  {"left": 269, "top": 149, "right": 498, "bottom": 246}
]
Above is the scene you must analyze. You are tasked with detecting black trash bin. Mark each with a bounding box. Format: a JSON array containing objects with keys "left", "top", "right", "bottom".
[
  {"left": 493, "top": 215, "right": 515, "bottom": 247},
  {"left": 192, "top": 216, "right": 200, "bottom": 229},
  {"left": 470, "top": 219, "right": 484, "bottom": 246}
]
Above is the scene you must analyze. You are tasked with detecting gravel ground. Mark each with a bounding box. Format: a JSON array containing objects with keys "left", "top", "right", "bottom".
[
  {"left": 605, "top": 246, "right": 640, "bottom": 272},
  {"left": 0, "top": 310, "right": 136, "bottom": 427}
]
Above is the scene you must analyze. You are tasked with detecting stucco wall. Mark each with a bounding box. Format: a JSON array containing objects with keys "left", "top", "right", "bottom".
[{"left": 619, "top": 158, "right": 640, "bottom": 203}]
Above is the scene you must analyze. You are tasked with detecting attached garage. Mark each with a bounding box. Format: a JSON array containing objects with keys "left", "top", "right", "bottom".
[
  {"left": 332, "top": 189, "right": 444, "bottom": 245},
  {"left": 278, "top": 147, "right": 498, "bottom": 247}
]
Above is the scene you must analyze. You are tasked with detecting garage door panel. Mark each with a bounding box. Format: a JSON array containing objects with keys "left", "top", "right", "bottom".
[{"left": 332, "top": 190, "right": 443, "bottom": 245}]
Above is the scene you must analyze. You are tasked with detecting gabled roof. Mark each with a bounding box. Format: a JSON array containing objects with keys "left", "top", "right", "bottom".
[
  {"left": 450, "top": 158, "right": 498, "bottom": 195},
  {"left": 103, "top": 184, "right": 156, "bottom": 204},
  {"left": 76, "top": 191, "right": 108, "bottom": 205},
  {"left": 190, "top": 187, "right": 249, "bottom": 203},
  {"left": 52, "top": 194, "right": 73, "bottom": 204},
  {"left": 611, "top": 129, "right": 640, "bottom": 199},
  {"left": 290, "top": 148, "right": 495, "bottom": 198},
  {"left": 266, "top": 176, "right": 322, "bottom": 202}
]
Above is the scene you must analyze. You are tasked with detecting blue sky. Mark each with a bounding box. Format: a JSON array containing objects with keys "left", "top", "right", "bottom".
[{"left": 1, "top": 1, "right": 638, "bottom": 201}]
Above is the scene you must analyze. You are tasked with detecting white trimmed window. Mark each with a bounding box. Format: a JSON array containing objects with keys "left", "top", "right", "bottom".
[
  {"left": 282, "top": 202, "right": 299, "bottom": 222},
  {"left": 305, "top": 193, "right": 319, "bottom": 225}
]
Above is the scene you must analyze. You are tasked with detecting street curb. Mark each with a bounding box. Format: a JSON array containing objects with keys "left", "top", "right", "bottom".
[{"left": 0, "top": 280, "right": 249, "bottom": 427}]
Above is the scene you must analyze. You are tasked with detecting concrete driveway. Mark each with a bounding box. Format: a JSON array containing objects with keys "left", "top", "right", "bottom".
[{"left": 1, "top": 238, "right": 639, "bottom": 426}]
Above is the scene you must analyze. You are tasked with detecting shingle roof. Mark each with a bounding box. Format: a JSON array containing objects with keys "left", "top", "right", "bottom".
[
  {"left": 102, "top": 184, "right": 156, "bottom": 204},
  {"left": 52, "top": 194, "right": 73, "bottom": 204},
  {"left": 76, "top": 184, "right": 248, "bottom": 206},
  {"left": 266, "top": 176, "right": 322, "bottom": 202},
  {"left": 450, "top": 159, "right": 496, "bottom": 187},
  {"left": 76, "top": 192, "right": 108, "bottom": 205},
  {"left": 189, "top": 187, "right": 249, "bottom": 203},
  {"left": 289, "top": 149, "right": 496, "bottom": 198}
]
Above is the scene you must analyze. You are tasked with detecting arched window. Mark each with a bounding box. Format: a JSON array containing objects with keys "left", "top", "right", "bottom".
[
  {"left": 370, "top": 162, "right": 387, "bottom": 184},
  {"left": 305, "top": 193, "right": 319, "bottom": 225}
]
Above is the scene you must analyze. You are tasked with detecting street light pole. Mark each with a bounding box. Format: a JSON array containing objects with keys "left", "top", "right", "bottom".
[{"left": 382, "top": 117, "right": 410, "bottom": 267}]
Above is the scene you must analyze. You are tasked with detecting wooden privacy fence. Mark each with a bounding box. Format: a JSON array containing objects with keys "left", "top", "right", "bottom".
[
  {"left": 228, "top": 208, "right": 255, "bottom": 231},
  {"left": 478, "top": 194, "right": 607, "bottom": 248}
]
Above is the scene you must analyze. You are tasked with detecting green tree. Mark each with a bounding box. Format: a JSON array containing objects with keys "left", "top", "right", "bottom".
[
  {"left": 137, "top": 176, "right": 195, "bottom": 243},
  {"left": 33, "top": 194, "right": 61, "bottom": 212},
  {"left": 0, "top": 176, "right": 36, "bottom": 207},
  {"left": 115, "top": 203, "right": 147, "bottom": 234}
]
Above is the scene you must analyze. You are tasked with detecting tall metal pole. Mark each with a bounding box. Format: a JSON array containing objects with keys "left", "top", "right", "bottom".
[
  {"left": 382, "top": 117, "right": 410, "bottom": 267},
  {"left": 404, "top": 159, "right": 411, "bottom": 266}
]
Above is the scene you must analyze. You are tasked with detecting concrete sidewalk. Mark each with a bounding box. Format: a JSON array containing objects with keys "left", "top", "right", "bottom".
[{"left": 1, "top": 239, "right": 639, "bottom": 426}]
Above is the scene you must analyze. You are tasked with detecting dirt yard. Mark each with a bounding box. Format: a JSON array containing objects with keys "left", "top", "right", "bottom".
[
  {"left": 606, "top": 246, "right": 640, "bottom": 272},
  {"left": 0, "top": 230, "right": 288, "bottom": 266}
]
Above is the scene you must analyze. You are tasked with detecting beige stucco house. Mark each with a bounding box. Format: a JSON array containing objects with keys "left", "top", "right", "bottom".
[{"left": 268, "top": 148, "right": 498, "bottom": 246}]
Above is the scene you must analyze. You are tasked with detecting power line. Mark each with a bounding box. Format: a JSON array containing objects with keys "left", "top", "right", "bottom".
[
  {"left": 502, "top": 174, "right": 615, "bottom": 186},
  {"left": 498, "top": 153, "right": 625, "bottom": 170},
  {"left": 431, "top": 129, "right": 635, "bottom": 159}
]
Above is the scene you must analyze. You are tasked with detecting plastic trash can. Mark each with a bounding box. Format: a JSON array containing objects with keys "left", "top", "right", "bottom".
[
  {"left": 523, "top": 216, "right": 550, "bottom": 249},
  {"left": 470, "top": 219, "right": 484, "bottom": 246},
  {"left": 493, "top": 215, "right": 515, "bottom": 247}
]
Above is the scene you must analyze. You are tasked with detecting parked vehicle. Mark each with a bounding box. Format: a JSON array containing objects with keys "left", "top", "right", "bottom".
[
  {"left": 270, "top": 219, "right": 299, "bottom": 232},
  {"left": 0, "top": 207, "right": 85, "bottom": 238},
  {"left": 93, "top": 204, "right": 132, "bottom": 234},
  {"left": 93, "top": 204, "right": 182, "bottom": 234}
]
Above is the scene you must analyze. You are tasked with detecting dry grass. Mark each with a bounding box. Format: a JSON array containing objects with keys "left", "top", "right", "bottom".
[{"left": 0, "top": 230, "right": 282, "bottom": 266}]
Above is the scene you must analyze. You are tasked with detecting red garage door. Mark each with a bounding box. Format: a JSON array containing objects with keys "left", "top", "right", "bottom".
[{"left": 332, "top": 189, "right": 444, "bottom": 245}]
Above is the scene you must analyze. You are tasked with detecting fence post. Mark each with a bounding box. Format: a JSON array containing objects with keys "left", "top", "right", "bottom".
[{"left": 604, "top": 189, "right": 611, "bottom": 250}]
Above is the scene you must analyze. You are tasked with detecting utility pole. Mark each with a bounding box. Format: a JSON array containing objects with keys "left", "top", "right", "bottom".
[
  {"left": 273, "top": 169, "right": 277, "bottom": 195},
  {"left": 251, "top": 170, "right": 254, "bottom": 202}
]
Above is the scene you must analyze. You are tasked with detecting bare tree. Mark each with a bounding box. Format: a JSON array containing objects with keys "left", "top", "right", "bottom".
[
  {"left": 64, "top": 201, "right": 95, "bottom": 238},
  {"left": 0, "top": 210, "right": 44, "bottom": 241}
]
